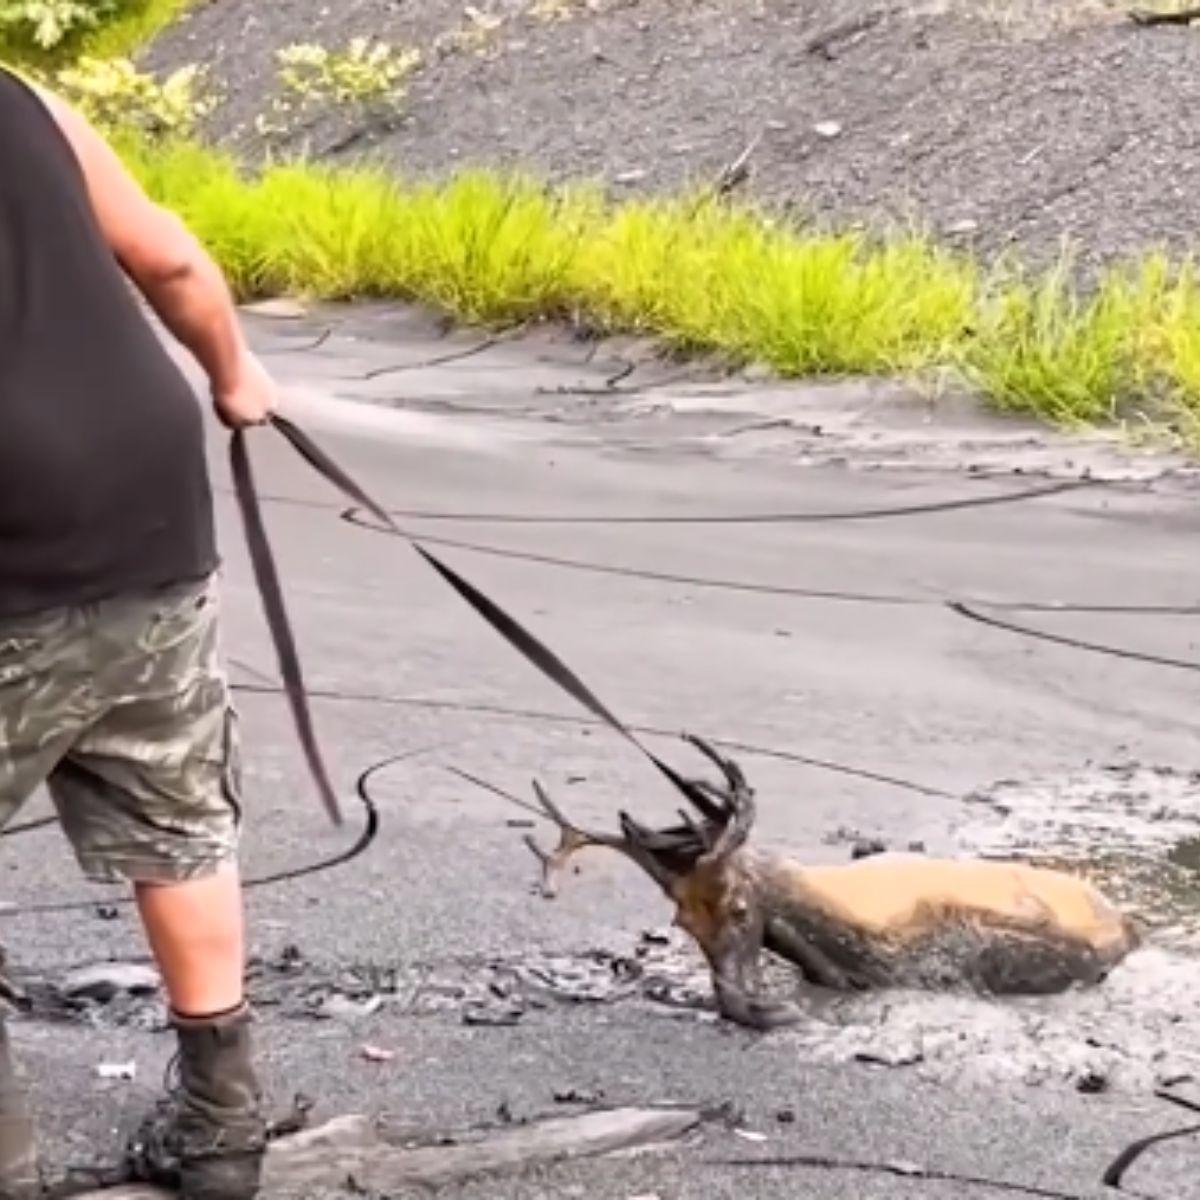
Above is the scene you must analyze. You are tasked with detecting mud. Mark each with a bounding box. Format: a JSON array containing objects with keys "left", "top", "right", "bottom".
[
  {"left": 13, "top": 762, "right": 1200, "bottom": 1099},
  {"left": 22, "top": 914, "right": 1200, "bottom": 1102},
  {"left": 954, "top": 760, "right": 1200, "bottom": 937}
]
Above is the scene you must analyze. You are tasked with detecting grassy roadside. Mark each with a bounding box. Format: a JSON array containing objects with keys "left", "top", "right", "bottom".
[
  {"left": 114, "top": 134, "right": 1200, "bottom": 445},
  {"left": 4, "top": 6, "right": 1200, "bottom": 447}
]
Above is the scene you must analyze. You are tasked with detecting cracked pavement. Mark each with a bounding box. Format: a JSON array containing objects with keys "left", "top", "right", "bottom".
[{"left": 3, "top": 302, "right": 1200, "bottom": 1197}]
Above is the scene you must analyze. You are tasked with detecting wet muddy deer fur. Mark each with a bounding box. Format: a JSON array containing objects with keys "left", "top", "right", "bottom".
[{"left": 519, "top": 736, "right": 1143, "bottom": 1031}]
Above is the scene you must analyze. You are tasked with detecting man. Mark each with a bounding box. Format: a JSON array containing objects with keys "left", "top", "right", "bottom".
[{"left": 0, "top": 62, "right": 277, "bottom": 1198}]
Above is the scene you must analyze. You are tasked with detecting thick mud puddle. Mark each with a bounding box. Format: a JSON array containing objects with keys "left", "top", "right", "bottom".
[
  {"left": 953, "top": 760, "right": 1200, "bottom": 938},
  {"left": 786, "top": 760, "right": 1200, "bottom": 1093},
  {"left": 28, "top": 931, "right": 1200, "bottom": 1098}
]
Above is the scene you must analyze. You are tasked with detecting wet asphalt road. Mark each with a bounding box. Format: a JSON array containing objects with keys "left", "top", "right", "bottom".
[{"left": 3, "top": 303, "right": 1200, "bottom": 1197}]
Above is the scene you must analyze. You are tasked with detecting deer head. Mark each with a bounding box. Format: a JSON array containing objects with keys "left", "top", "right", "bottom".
[
  {"left": 521, "top": 735, "right": 801, "bottom": 1029},
  {"left": 521, "top": 734, "right": 756, "bottom": 897}
]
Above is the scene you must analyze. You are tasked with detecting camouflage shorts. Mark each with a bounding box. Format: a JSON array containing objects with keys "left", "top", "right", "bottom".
[{"left": 0, "top": 572, "right": 243, "bottom": 885}]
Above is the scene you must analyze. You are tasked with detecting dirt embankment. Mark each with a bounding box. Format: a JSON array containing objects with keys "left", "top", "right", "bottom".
[{"left": 145, "top": 0, "right": 1200, "bottom": 272}]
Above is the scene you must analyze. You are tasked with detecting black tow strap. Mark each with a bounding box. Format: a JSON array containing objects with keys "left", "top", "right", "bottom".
[{"left": 229, "top": 413, "right": 710, "bottom": 826}]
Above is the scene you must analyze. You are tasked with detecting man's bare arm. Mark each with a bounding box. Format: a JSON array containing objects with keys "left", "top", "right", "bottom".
[{"left": 28, "top": 80, "right": 276, "bottom": 426}]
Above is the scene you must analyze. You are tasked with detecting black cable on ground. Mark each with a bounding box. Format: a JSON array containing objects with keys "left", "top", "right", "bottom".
[
  {"left": 224, "top": 676, "right": 958, "bottom": 800},
  {"left": 214, "top": 474, "right": 1200, "bottom": 616},
  {"left": 949, "top": 602, "right": 1200, "bottom": 674},
  {"left": 1102, "top": 1090, "right": 1200, "bottom": 1192},
  {"left": 338, "top": 508, "right": 1200, "bottom": 617},
  {"left": 0, "top": 743, "right": 416, "bottom": 919},
  {"left": 218, "top": 474, "right": 1098, "bottom": 527},
  {"left": 714, "top": 1153, "right": 1092, "bottom": 1200}
]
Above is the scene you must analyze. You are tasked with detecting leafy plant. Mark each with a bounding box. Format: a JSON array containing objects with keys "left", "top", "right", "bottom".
[
  {"left": 0, "top": 0, "right": 197, "bottom": 67},
  {"left": 256, "top": 36, "right": 421, "bottom": 141},
  {"left": 0, "top": 0, "right": 118, "bottom": 50},
  {"left": 53, "top": 55, "right": 216, "bottom": 138},
  {"left": 276, "top": 37, "right": 421, "bottom": 105}
]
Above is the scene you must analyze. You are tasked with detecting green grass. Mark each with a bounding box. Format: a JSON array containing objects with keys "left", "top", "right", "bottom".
[
  {"left": 115, "top": 134, "right": 1200, "bottom": 446},
  {"left": 76, "top": 0, "right": 198, "bottom": 60},
  {"left": 0, "top": 0, "right": 195, "bottom": 68}
]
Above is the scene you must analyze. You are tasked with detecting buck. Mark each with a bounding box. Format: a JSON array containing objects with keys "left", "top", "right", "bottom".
[{"left": 519, "top": 736, "right": 1143, "bottom": 1030}]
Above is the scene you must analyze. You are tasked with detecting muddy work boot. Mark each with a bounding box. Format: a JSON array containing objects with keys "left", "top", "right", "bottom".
[
  {"left": 0, "top": 1017, "right": 39, "bottom": 1200},
  {"left": 127, "top": 1004, "right": 267, "bottom": 1200}
]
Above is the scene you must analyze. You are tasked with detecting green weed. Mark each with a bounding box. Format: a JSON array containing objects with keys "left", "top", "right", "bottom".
[
  {"left": 0, "top": 0, "right": 195, "bottom": 65},
  {"left": 113, "top": 134, "right": 1200, "bottom": 445},
  {"left": 75, "top": 0, "right": 195, "bottom": 59}
]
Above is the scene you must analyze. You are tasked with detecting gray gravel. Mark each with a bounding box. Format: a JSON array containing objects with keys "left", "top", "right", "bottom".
[{"left": 145, "top": 0, "right": 1200, "bottom": 271}]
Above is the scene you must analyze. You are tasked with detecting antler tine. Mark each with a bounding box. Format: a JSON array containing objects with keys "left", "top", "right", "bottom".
[
  {"left": 524, "top": 778, "right": 628, "bottom": 899},
  {"left": 677, "top": 807, "right": 714, "bottom": 852},
  {"left": 690, "top": 778, "right": 737, "bottom": 820},
  {"left": 680, "top": 734, "right": 757, "bottom": 865},
  {"left": 683, "top": 733, "right": 748, "bottom": 794}
]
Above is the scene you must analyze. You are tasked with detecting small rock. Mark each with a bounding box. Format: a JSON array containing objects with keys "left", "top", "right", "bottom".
[
  {"left": 1076, "top": 1069, "right": 1109, "bottom": 1095},
  {"left": 734, "top": 1128, "right": 768, "bottom": 1143},
  {"left": 315, "top": 994, "right": 383, "bottom": 1021},
  {"left": 945, "top": 219, "right": 980, "bottom": 236},
  {"left": 94, "top": 905, "right": 120, "bottom": 921},
  {"left": 62, "top": 963, "right": 160, "bottom": 1003},
  {"left": 614, "top": 169, "right": 648, "bottom": 185},
  {"left": 240, "top": 297, "right": 307, "bottom": 319},
  {"left": 776, "top": 1108, "right": 796, "bottom": 1124},
  {"left": 851, "top": 838, "right": 889, "bottom": 860},
  {"left": 96, "top": 1061, "right": 136, "bottom": 1081},
  {"left": 854, "top": 1044, "right": 924, "bottom": 1068},
  {"left": 813, "top": 120, "right": 843, "bottom": 139},
  {"left": 360, "top": 1044, "right": 395, "bottom": 1063},
  {"left": 463, "top": 1004, "right": 524, "bottom": 1027},
  {"left": 553, "top": 1087, "right": 603, "bottom": 1105}
]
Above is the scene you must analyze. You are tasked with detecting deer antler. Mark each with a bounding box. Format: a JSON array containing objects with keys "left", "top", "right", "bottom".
[
  {"left": 523, "top": 779, "right": 632, "bottom": 898},
  {"left": 524, "top": 780, "right": 677, "bottom": 898},
  {"left": 681, "top": 734, "right": 757, "bottom": 865}
]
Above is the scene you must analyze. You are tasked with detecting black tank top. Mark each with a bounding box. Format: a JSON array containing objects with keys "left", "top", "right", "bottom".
[{"left": 0, "top": 66, "right": 217, "bottom": 619}]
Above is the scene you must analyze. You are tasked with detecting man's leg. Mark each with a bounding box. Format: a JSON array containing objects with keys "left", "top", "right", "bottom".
[
  {"left": 136, "top": 865, "right": 246, "bottom": 1017},
  {"left": 48, "top": 573, "right": 267, "bottom": 1200},
  {"left": 0, "top": 603, "right": 95, "bottom": 1199}
]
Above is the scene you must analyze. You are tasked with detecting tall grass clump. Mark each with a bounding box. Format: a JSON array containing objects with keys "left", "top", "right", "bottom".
[
  {"left": 713, "top": 223, "right": 976, "bottom": 375},
  {"left": 108, "top": 127, "right": 1200, "bottom": 446},
  {"left": 1145, "top": 256, "right": 1200, "bottom": 440},
  {"left": 965, "top": 252, "right": 1176, "bottom": 429},
  {"left": 394, "top": 171, "right": 598, "bottom": 322},
  {"left": 565, "top": 194, "right": 976, "bottom": 373}
]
